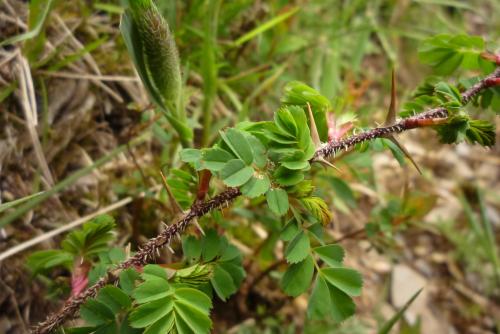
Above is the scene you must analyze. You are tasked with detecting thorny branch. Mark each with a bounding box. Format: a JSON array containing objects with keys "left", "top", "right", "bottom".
[{"left": 32, "top": 66, "right": 500, "bottom": 334}]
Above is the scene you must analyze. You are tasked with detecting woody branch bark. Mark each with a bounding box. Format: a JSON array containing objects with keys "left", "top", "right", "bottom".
[{"left": 32, "top": 66, "right": 500, "bottom": 334}]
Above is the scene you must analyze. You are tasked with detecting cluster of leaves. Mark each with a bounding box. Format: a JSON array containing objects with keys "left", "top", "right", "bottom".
[
  {"left": 69, "top": 264, "right": 213, "bottom": 334},
  {"left": 418, "top": 34, "right": 495, "bottom": 75},
  {"left": 27, "top": 215, "right": 116, "bottom": 276},
  {"left": 181, "top": 229, "right": 245, "bottom": 301},
  {"left": 64, "top": 229, "right": 244, "bottom": 334},
  {"left": 279, "top": 217, "right": 362, "bottom": 322},
  {"left": 401, "top": 34, "right": 499, "bottom": 147},
  {"left": 180, "top": 81, "right": 336, "bottom": 223}
]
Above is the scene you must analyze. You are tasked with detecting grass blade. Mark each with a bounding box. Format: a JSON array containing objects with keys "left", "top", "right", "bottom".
[
  {"left": 0, "top": 192, "right": 45, "bottom": 214},
  {"left": 233, "top": 7, "right": 299, "bottom": 46},
  {"left": 378, "top": 288, "right": 423, "bottom": 334},
  {"left": 0, "top": 0, "right": 54, "bottom": 47}
]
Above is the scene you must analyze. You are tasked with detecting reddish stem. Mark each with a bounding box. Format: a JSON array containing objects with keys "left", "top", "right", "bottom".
[
  {"left": 485, "top": 77, "right": 500, "bottom": 88},
  {"left": 480, "top": 52, "right": 500, "bottom": 66},
  {"left": 196, "top": 170, "right": 212, "bottom": 202}
]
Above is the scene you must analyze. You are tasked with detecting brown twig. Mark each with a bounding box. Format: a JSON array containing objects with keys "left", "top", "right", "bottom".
[{"left": 31, "top": 66, "right": 500, "bottom": 333}]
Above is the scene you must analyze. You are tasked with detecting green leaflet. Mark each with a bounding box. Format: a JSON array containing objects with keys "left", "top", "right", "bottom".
[
  {"left": 284, "top": 230, "right": 310, "bottom": 263},
  {"left": 220, "top": 159, "right": 254, "bottom": 187},
  {"left": 307, "top": 275, "right": 333, "bottom": 319},
  {"left": 321, "top": 267, "right": 363, "bottom": 297},
  {"left": 313, "top": 244, "right": 344, "bottom": 267},
  {"left": 266, "top": 188, "right": 289, "bottom": 216},
  {"left": 307, "top": 272, "right": 358, "bottom": 323},
  {"left": 203, "top": 148, "right": 234, "bottom": 172},
  {"left": 281, "top": 255, "right": 314, "bottom": 297},
  {"left": 220, "top": 128, "right": 254, "bottom": 165},
  {"left": 240, "top": 174, "right": 271, "bottom": 198}
]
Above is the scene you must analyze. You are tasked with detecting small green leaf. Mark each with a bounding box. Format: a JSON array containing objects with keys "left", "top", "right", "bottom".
[
  {"left": 436, "top": 115, "right": 469, "bottom": 144},
  {"left": 97, "top": 286, "right": 131, "bottom": 314},
  {"left": 80, "top": 300, "right": 115, "bottom": 326},
  {"left": 175, "top": 287, "right": 213, "bottom": 314},
  {"left": 180, "top": 149, "right": 202, "bottom": 163},
  {"left": 240, "top": 174, "right": 271, "bottom": 198},
  {"left": 143, "top": 264, "right": 168, "bottom": 280},
  {"left": 328, "top": 283, "right": 357, "bottom": 323},
  {"left": 281, "top": 255, "right": 314, "bottom": 297},
  {"left": 119, "top": 269, "right": 140, "bottom": 295},
  {"left": 382, "top": 138, "right": 406, "bottom": 167},
  {"left": 246, "top": 134, "right": 268, "bottom": 168},
  {"left": 307, "top": 275, "right": 332, "bottom": 319},
  {"left": 183, "top": 235, "right": 202, "bottom": 262},
  {"left": 141, "top": 314, "right": 174, "bottom": 333},
  {"left": 321, "top": 267, "right": 363, "bottom": 296},
  {"left": 218, "top": 262, "right": 245, "bottom": 289},
  {"left": 220, "top": 159, "right": 254, "bottom": 187},
  {"left": 132, "top": 276, "right": 172, "bottom": 304},
  {"left": 313, "top": 244, "right": 345, "bottom": 267},
  {"left": 266, "top": 188, "right": 289, "bottom": 216},
  {"left": 211, "top": 265, "right": 237, "bottom": 301},
  {"left": 129, "top": 297, "right": 173, "bottom": 328},
  {"left": 275, "top": 107, "right": 298, "bottom": 136},
  {"left": 274, "top": 166, "right": 304, "bottom": 186},
  {"left": 201, "top": 229, "right": 222, "bottom": 262},
  {"left": 220, "top": 128, "right": 254, "bottom": 165},
  {"left": 285, "top": 231, "right": 310, "bottom": 264},
  {"left": 61, "top": 215, "right": 115, "bottom": 258},
  {"left": 435, "top": 82, "right": 462, "bottom": 106},
  {"left": 288, "top": 180, "right": 314, "bottom": 198},
  {"left": 202, "top": 148, "right": 233, "bottom": 171},
  {"left": 281, "top": 160, "right": 309, "bottom": 170},
  {"left": 173, "top": 301, "right": 211, "bottom": 333},
  {"left": 219, "top": 244, "right": 241, "bottom": 262},
  {"left": 280, "top": 219, "right": 300, "bottom": 242}
]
